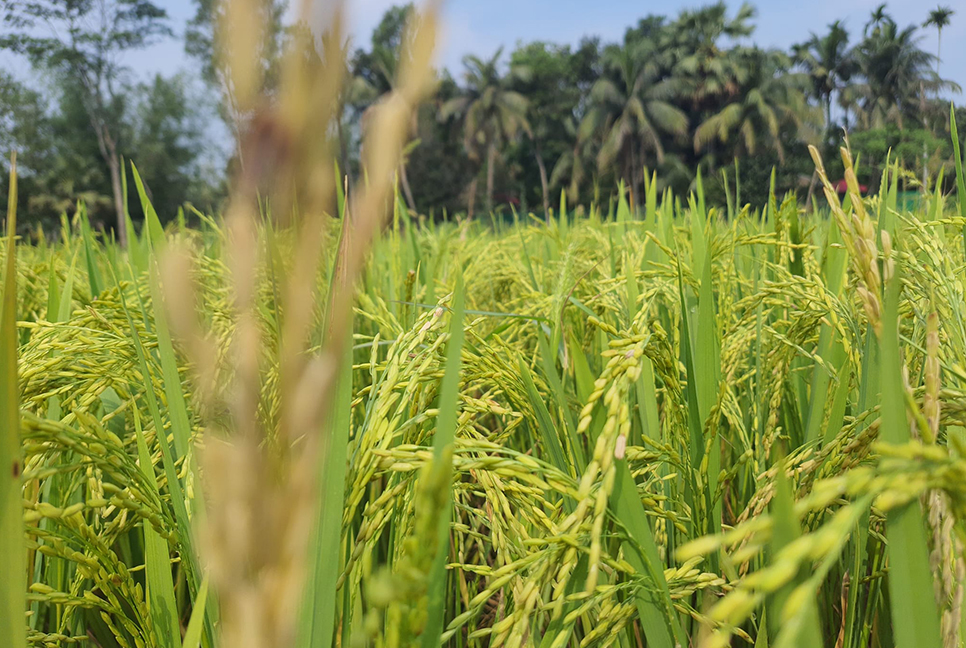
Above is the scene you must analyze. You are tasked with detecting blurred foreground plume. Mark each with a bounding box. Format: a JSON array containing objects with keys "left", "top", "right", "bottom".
[{"left": 157, "top": 1, "right": 441, "bottom": 646}]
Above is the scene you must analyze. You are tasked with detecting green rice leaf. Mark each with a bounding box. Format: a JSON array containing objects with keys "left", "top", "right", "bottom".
[
  {"left": 143, "top": 245, "right": 192, "bottom": 461},
  {"left": 879, "top": 264, "right": 942, "bottom": 648},
  {"left": 79, "top": 206, "right": 103, "bottom": 297},
  {"left": 298, "top": 335, "right": 353, "bottom": 648},
  {"left": 612, "top": 461, "right": 684, "bottom": 648},
  {"left": 106, "top": 258, "right": 199, "bottom": 608},
  {"left": 0, "top": 153, "right": 25, "bottom": 648},
  {"left": 696, "top": 250, "right": 721, "bottom": 533},
  {"left": 536, "top": 330, "right": 581, "bottom": 466},
  {"left": 616, "top": 179, "right": 630, "bottom": 225},
  {"left": 519, "top": 355, "right": 576, "bottom": 480},
  {"left": 134, "top": 408, "right": 182, "bottom": 648},
  {"left": 421, "top": 271, "right": 465, "bottom": 648},
  {"left": 130, "top": 163, "right": 166, "bottom": 249},
  {"left": 567, "top": 329, "right": 594, "bottom": 404},
  {"left": 951, "top": 105, "right": 966, "bottom": 252},
  {"left": 766, "top": 459, "right": 820, "bottom": 648},
  {"left": 182, "top": 574, "right": 210, "bottom": 648}
]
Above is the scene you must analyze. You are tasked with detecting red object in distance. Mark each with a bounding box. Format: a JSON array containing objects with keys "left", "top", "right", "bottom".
[{"left": 833, "top": 179, "right": 868, "bottom": 193}]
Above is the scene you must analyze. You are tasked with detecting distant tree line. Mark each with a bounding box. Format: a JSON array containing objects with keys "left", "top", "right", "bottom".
[
  {"left": 0, "top": 1, "right": 963, "bottom": 236},
  {"left": 343, "top": 3, "right": 962, "bottom": 215}
]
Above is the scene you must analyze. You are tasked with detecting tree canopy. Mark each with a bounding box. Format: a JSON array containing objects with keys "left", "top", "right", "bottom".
[{"left": 1, "top": 0, "right": 964, "bottom": 232}]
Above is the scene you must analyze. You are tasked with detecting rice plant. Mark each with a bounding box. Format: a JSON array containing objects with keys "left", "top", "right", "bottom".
[{"left": 4, "top": 2, "right": 966, "bottom": 648}]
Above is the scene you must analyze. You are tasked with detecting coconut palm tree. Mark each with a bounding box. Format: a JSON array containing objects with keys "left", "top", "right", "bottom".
[
  {"left": 349, "top": 5, "right": 427, "bottom": 212},
  {"left": 665, "top": 2, "right": 757, "bottom": 111},
  {"left": 694, "top": 49, "right": 816, "bottom": 164},
  {"left": 578, "top": 40, "right": 688, "bottom": 205},
  {"left": 550, "top": 116, "right": 598, "bottom": 204},
  {"left": 352, "top": 50, "right": 423, "bottom": 213},
  {"left": 866, "top": 4, "right": 891, "bottom": 37},
  {"left": 793, "top": 21, "right": 856, "bottom": 135},
  {"left": 440, "top": 48, "right": 531, "bottom": 216},
  {"left": 923, "top": 6, "right": 954, "bottom": 76},
  {"left": 853, "top": 13, "right": 944, "bottom": 129}
]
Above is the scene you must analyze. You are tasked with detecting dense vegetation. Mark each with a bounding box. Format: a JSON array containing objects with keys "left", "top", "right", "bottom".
[
  {"left": 4, "top": 2, "right": 966, "bottom": 648},
  {"left": 1, "top": 1, "right": 964, "bottom": 234},
  {"left": 3, "top": 128, "right": 966, "bottom": 648}
]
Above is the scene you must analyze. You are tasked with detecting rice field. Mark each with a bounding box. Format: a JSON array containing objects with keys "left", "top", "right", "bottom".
[
  {"left": 4, "top": 2, "right": 966, "bottom": 646},
  {"left": 4, "top": 131, "right": 966, "bottom": 648}
]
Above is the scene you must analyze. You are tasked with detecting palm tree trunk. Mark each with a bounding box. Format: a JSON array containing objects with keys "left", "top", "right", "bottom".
[
  {"left": 337, "top": 118, "right": 351, "bottom": 187},
  {"left": 399, "top": 161, "right": 417, "bottom": 215},
  {"left": 621, "top": 151, "right": 634, "bottom": 204},
  {"left": 825, "top": 95, "right": 832, "bottom": 137},
  {"left": 399, "top": 110, "right": 419, "bottom": 216},
  {"left": 921, "top": 84, "right": 929, "bottom": 187},
  {"left": 937, "top": 29, "right": 942, "bottom": 76},
  {"left": 632, "top": 145, "right": 644, "bottom": 214},
  {"left": 107, "top": 153, "right": 127, "bottom": 249},
  {"left": 534, "top": 143, "right": 550, "bottom": 223},
  {"left": 805, "top": 168, "right": 819, "bottom": 212},
  {"left": 485, "top": 142, "right": 496, "bottom": 214},
  {"left": 467, "top": 176, "right": 478, "bottom": 219},
  {"left": 88, "top": 114, "right": 128, "bottom": 248}
]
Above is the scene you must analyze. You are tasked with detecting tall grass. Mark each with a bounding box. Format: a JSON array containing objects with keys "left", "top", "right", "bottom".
[
  {"left": 4, "top": 3, "right": 966, "bottom": 648},
  {"left": 2, "top": 154, "right": 25, "bottom": 648},
  {"left": 6, "top": 130, "right": 966, "bottom": 646}
]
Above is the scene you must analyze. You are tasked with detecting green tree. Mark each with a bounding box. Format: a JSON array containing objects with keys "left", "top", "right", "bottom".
[
  {"left": 0, "top": 72, "right": 61, "bottom": 231},
  {"left": 695, "top": 49, "right": 815, "bottom": 165},
  {"left": 50, "top": 80, "right": 127, "bottom": 224},
  {"left": 865, "top": 4, "right": 891, "bottom": 36},
  {"left": 2, "top": 70, "right": 219, "bottom": 231},
  {"left": 350, "top": 4, "right": 422, "bottom": 211},
  {"left": 127, "top": 74, "right": 222, "bottom": 221},
  {"left": 440, "top": 48, "right": 531, "bottom": 216},
  {"left": 923, "top": 6, "right": 954, "bottom": 76},
  {"left": 185, "top": 0, "right": 287, "bottom": 139},
  {"left": 509, "top": 39, "right": 599, "bottom": 216},
  {"left": 793, "top": 21, "right": 856, "bottom": 136},
  {"left": 347, "top": 6, "right": 474, "bottom": 215},
  {"left": 852, "top": 8, "right": 952, "bottom": 130},
  {"left": 579, "top": 40, "right": 688, "bottom": 205},
  {"left": 1, "top": 73, "right": 117, "bottom": 230},
  {"left": 404, "top": 71, "right": 477, "bottom": 216},
  {"left": 550, "top": 120, "right": 599, "bottom": 204},
  {"left": 0, "top": 73, "right": 55, "bottom": 183},
  {"left": 0, "top": 0, "right": 171, "bottom": 247},
  {"left": 351, "top": 4, "right": 412, "bottom": 97},
  {"left": 665, "top": 2, "right": 757, "bottom": 111}
]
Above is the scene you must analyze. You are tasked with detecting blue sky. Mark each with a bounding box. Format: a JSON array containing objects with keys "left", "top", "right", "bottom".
[{"left": 5, "top": 0, "right": 964, "bottom": 99}]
